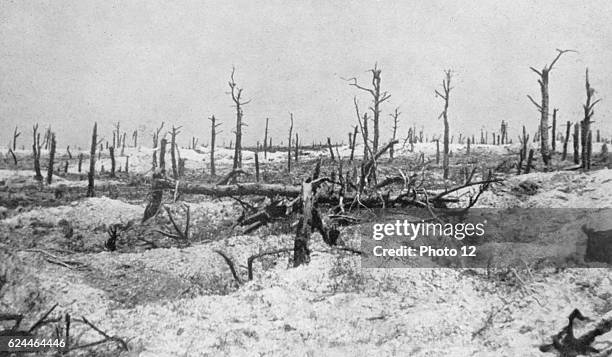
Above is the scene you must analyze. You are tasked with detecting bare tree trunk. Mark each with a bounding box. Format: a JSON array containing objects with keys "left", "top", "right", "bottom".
[
  {"left": 46, "top": 133, "right": 56, "bottom": 185},
  {"left": 525, "top": 149, "right": 535, "bottom": 174},
  {"left": 573, "top": 122, "right": 580, "bottom": 165},
  {"left": 436, "top": 139, "right": 440, "bottom": 164},
  {"left": 114, "top": 122, "right": 121, "bottom": 149},
  {"left": 288, "top": 113, "right": 293, "bottom": 173},
  {"left": 519, "top": 125, "right": 530, "bottom": 161},
  {"left": 348, "top": 64, "right": 391, "bottom": 155},
  {"left": 349, "top": 125, "right": 358, "bottom": 162},
  {"left": 294, "top": 133, "right": 299, "bottom": 162},
  {"left": 587, "top": 130, "right": 592, "bottom": 170},
  {"left": 12, "top": 126, "right": 21, "bottom": 151},
  {"left": 467, "top": 138, "right": 471, "bottom": 155},
  {"left": 170, "top": 126, "right": 182, "bottom": 179},
  {"left": 209, "top": 115, "right": 220, "bottom": 177},
  {"left": 152, "top": 122, "right": 164, "bottom": 170},
  {"left": 43, "top": 127, "right": 50, "bottom": 150},
  {"left": 109, "top": 146, "right": 116, "bottom": 177},
  {"left": 528, "top": 49, "right": 574, "bottom": 166},
  {"left": 581, "top": 69, "right": 600, "bottom": 170},
  {"left": 228, "top": 68, "right": 248, "bottom": 170},
  {"left": 551, "top": 109, "right": 557, "bottom": 152},
  {"left": 436, "top": 70, "right": 453, "bottom": 180},
  {"left": 327, "top": 137, "right": 335, "bottom": 161},
  {"left": 132, "top": 130, "right": 138, "bottom": 147},
  {"left": 362, "top": 113, "right": 369, "bottom": 161},
  {"left": 77, "top": 153, "right": 83, "bottom": 173},
  {"left": 500, "top": 120, "right": 507, "bottom": 144},
  {"left": 178, "top": 158, "right": 185, "bottom": 177},
  {"left": 152, "top": 138, "right": 157, "bottom": 170},
  {"left": 294, "top": 182, "right": 313, "bottom": 267},
  {"left": 142, "top": 172, "right": 163, "bottom": 222},
  {"left": 263, "top": 117, "right": 269, "bottom": 159},
  {"left": 125, "top": 156, "right": 129, "bottom": 173},
  {"left": 6, "top": 148, "right": 16, "bottom": 166},
  {"left": 255, "top": 150, "right": 260, "bottom": 182},
  {"left": 32, "top": 124, "right": 43, "bottom": 181},
  {"left": 390, "top": 107, "right": 400, "bottom": 161},
  {"left": 159, "top": 138, "right": 167, "bottom": 175},
  {"left": 562, "top": 121, "right": 571, "bottom": 161},
  {"left": 121, "top": 132, "right": 126, "bottom": 156},
  {"left": 581, "top": 121, "right": 587, "bottom": 166},
  {"left": 87, "top": 123, "right": 97, "bottom": 197}
]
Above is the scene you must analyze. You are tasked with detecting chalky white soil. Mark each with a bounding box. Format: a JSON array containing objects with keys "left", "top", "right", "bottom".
[{"left": 1, "top": 146, "right": 612, "bottom": 357}]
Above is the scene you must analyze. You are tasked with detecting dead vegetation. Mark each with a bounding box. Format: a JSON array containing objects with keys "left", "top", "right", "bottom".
[{"left": 0, "top": 51, "right": 611, "bottom": 356}]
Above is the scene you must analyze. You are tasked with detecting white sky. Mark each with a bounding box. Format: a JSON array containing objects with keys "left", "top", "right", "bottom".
[{"left": 1, "top": 0, "right": 612, "bottom": 148}]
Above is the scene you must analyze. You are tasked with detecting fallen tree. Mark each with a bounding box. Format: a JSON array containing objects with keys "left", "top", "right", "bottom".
[
  {"left": 143, "top": 171, "right": 501, "bottom": 235},
  {"left": 136, "top": 153, "right": 502, "bottom": 268},
  {"left": 158, "top": 179, "right": 302, "bottom": 198}
]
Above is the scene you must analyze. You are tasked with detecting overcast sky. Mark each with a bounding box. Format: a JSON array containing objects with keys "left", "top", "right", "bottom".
[{"left": 1, "top": 0, "right": 612, "bottom": 148}]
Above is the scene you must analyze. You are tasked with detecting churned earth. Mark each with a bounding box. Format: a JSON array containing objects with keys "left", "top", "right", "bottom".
[{"left": 1, "top": 142, "right": 611, "bottom": 356}]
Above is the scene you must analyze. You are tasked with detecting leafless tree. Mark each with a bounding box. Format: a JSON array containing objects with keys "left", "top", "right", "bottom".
[
  {"left": 228, "top": 67, "right": 250, "bottom": 170},
  {"left": 263, "top": 118, "right": 269, "bottom": 159},
  {"left": 389, "top": 107, "right": 400, "bottom": 161},
  {"left": 362, "top": 112, "right": 370, "bottom": 160},
  {"left": 152, "top": 122, "right": 165, "bottom": 170},
  {"left": 527, "top": 49, "right": 576, "bottom": 165},
  {"left": 562, "top": 121, "right": 571, "bottom": 161},
  {"left": 110, "top": 122, "right": 118, "bottom": 147},
  {"left": 87, "top": 123, "right": 97, "bottom": 197},
  {"left": 573, "top": 122, "right": 580, "bottom": 164},
  {"left": 209, "top": 115, "right": 221, "bottom": 176},
  {"left": 435, "top": 70, "right": 453, "bottom": 180},
  {"left": 109, "top": 146, "right": 116, "bottom": 178},
  {"left": 294, "top": 133, "right": 299, "bottom": 162},
  {"left": 346, "top": 64, "right": 391, "bottom": 154},
  {"left": 46, "top": 132, "right": 56, "bottom": 184},
  {"left": 170, "top": 125, "right": 182, "bottom": 178},
  {"left": 32, "top": 124, "right": 43, "bottom": 181},
  {"left": 12, "top": 126, "right": 21, "bottom": 151},
  {"left": 349, "top": 125, "right": 358, "bottom": 162},
  {"left": 121, "top": 132, "right": 126, "bottom": 155},
  {"left": 159, "top": 138, "right": 167, "bottom": 175},
  {"left": 581, "top": 69, "right": 601, "bottom": 170},
  {"left": 288, "top": 113, "right": 293, "bottom": 172},
  {"left": 551, "top": 109, "right": 558, "bottom": 152}
]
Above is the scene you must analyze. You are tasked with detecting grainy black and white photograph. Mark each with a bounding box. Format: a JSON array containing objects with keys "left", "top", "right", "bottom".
[{"left": 1, "top": 1, "right": 612, "bottom": 356}]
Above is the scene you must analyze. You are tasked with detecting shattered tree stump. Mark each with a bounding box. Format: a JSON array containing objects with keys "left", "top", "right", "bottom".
[{"left": 294, "top": 181, "right": 313, "bottom": 267}]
